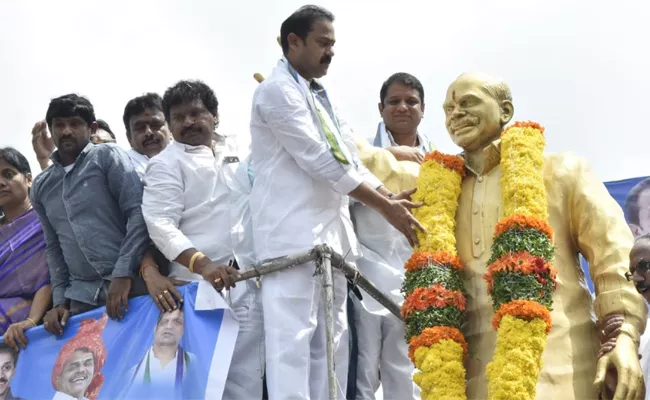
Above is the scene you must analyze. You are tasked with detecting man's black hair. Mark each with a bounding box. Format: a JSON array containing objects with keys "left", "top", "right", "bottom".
[
  {"left": 123, "top": 93, "right": 164, "bottom": 140},
  {"left": 379, "top": 72, "right": 425, "bottom": 106},
  {"left": 45, "top": 94, "right": 95, "bottom": 128},
  {"left": 280, "top": 5, "right": 335, "bottom": 55},
  {"left": 0, "top": 343, "right": 18, "bottom": 366},
  {"left": 162, "top": 80, "right": 218, "bottom": 121}
]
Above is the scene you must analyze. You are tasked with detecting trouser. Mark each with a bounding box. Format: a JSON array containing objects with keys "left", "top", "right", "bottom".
[
  {"left": 353, "top": 296, "right": 420, "bottom": 400},
  {"left": 263, "top": 260, "right": 349, "bottom": 400},
  {"left": 69, "top": 276, "right": 149, "bottom": 315},
  {"left": 222, "top": 280, "right": 266, "bottom": 400}
]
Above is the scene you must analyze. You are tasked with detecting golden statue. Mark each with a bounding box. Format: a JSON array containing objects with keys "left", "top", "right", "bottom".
[{"left": 444, "top": 72, "right": 646, "bottom": 400}]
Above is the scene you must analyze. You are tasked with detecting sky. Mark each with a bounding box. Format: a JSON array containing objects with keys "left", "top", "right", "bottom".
[{"left": 1, "top": 0, "right": 648, "bottom": 183}]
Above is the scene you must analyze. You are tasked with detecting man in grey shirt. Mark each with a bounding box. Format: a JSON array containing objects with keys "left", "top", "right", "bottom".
[{"left": 31, "top": 94, "right": 150, "bottom": 334}]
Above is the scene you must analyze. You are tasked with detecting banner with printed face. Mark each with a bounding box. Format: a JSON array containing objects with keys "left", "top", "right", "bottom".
[
  {"left": 0, "top": 281, "right": 238, "bottom": 400},
  {"left": 580, "top": 176, "right": 650, "bottom": 293}
]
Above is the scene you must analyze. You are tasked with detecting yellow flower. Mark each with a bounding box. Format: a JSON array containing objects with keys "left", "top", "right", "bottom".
[
  {"left": 413, "top": 340, "right": 467, "bottom": 400},
  {"left": 486, "top": 315, "right": 548, "bottom": 400},
  {"left": 500, "top": 126, "right": 547, "bottom": 220}
]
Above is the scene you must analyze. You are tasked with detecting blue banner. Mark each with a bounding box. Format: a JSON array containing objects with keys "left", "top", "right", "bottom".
[
  {"left": 0, "top": 282, "right": 238, "bottom": 400},
  {"left": 581, "top": 176, "right": 650, "bottom": 293}
]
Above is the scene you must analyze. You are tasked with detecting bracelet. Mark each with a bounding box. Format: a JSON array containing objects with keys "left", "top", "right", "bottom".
[
  {"left": 139, "top": 264, "right": 158, "bottom": 278},
  {"left": 26, "top": 318, "right": 37, "bottom": 327},
  {"left": 189, "top": 251, "right": 205, "bottom": 273}
]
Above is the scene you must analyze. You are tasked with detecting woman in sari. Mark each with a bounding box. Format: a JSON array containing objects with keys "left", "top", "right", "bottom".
[{"left": 0, "top": 147, "right": 51, "bottom": 351}]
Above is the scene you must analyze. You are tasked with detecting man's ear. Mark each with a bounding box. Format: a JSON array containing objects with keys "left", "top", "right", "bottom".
[
  {"left": 378, "top": 102, "right": 384, "bottom": 116},
  {"left": 630, "top": 223, "right": 643, "bottom": 238},
  {"left": 90, "top": 121, "right": 98, "bottom": 134}
]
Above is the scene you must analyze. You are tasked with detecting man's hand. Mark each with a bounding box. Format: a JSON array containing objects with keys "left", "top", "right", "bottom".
[
  {"left": 595, "top": 333, "right": 644, "bottom": 400},
  {"left": 142, "top": 266, "right": 184, "bottom": 312},
  {"left": 43, "top": 306, "right": 70, "bottom": 336},
  {"left": 378, "top": 189, "right": 425, "bottom": 247},
  {"left": 598, "top": 314, "right": 625, "bottom": 359},
  {"left": 31, "top": 120, "right": 55, "bottom": 160},
  {"left": 2, "top": 320, "right": 34, "bottom": 351},
  {"left": 201, "top": 263, "right": 241, "bottom": 291},
  {"left": 107, "top": 277, "right": 132, "bottom": 320},
  {"left": 387, "top": 146, "right": 424, "bottom": 164}
]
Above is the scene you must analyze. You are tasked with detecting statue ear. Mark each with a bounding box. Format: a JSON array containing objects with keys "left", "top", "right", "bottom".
[{"left": 500, "top": 100, "right": 514, "bottom": 126}]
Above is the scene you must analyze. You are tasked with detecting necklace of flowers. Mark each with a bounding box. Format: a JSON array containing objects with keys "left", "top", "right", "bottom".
[{"left": 401, "top": 121, "right": 557, "bottom": 400}]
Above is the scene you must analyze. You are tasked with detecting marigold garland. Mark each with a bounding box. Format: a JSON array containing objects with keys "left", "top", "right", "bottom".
[
  {"left": 483, "top": 121, "right": 557, "bottom": 400},
  {"left": 402, "top": 150, "right": 467, "bottom": 399}
]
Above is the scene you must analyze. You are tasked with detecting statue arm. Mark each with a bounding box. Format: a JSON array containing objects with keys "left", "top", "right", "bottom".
[
  {"left": 352, "top": 135, "right": 422, "bottom": 194},
  {"left": 566, "top": 154, "right": 647, "bottom": 342}
]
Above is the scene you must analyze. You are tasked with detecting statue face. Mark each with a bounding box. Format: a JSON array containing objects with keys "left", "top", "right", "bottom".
[{"left": 443, "top": 74, "right": 512, "bottom": 153}]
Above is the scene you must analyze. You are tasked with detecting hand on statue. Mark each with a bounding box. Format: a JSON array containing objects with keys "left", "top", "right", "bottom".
[
  {"left": 379, "top": 192, "right": 425, "bottom": 247},
  {"left": 595, "top": 333, "right": 644, "bottom": 400},
  {"left": 387, "top": 146, "right": 424, "bottom": 164},
  {"left": 31, "top": 120, "right": 55, "bottom": 160},
  {"left": 598, "top": 314, "right": 625, "bottom": 358}
]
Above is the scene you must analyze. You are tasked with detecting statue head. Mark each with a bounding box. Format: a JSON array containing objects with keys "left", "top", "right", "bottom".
[{"left": 443, "top": 72, "right": 514, "bottom": 153}]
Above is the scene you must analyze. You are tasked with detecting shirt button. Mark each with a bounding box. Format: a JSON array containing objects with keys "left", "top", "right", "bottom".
[
  {"left": 477, "top": 176, "right": 484, "bottom": 182},
  {"left": 474, "top": 238, "right": 481, "bottom": 245}
]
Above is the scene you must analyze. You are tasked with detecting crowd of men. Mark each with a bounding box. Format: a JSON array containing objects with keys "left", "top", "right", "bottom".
[{"left": 4, "top": 3, "right": 650, "bottom": 400}]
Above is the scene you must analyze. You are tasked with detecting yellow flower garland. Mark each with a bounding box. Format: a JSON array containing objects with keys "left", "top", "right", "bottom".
[
  {"left": 404, "top": 122, "right": 555, "bottom": 398},
  {"left": 484, "top": 121, "right": 556, "bottom": 400},
  {"left": 402, "top": 152, "right": 467, "bottom": 400}
]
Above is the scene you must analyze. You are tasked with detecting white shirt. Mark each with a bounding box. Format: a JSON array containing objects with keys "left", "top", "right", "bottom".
[
  {"left": 141, "top": 140, "right": 256, "bottom": 284},
  {"left": 127, "top": 148, "right": 149, "bottom": 180},
  {"left": 129, "top": 347, "right": 196, "bottom": 385},
  {"left": 52, "top": 392, "right": 87, "bottom": 400},
  {"left": 249, "top": 58, "right": 382, "bottom": 260}
]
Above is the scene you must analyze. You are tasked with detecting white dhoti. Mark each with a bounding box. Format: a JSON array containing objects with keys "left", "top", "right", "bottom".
[
  {"left": 222, "top": 279, "right": 266, "bottom": 400},
  {"left": 352, "top": 204, "right": 420, "bottom": 400},
  {"left": 262, "top": 261, "right": 349, "bottom": 400}
]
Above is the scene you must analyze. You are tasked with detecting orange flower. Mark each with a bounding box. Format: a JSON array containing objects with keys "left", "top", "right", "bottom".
[
  {"left": 405, "top": 251, "right": 463, "bottom": 272},
  {"left": 484, "top": 252, "right": 553, "bottom": 292},
  {"left": 492, "top": 300, "right": 552, "bottom": 333},
  {"left": 502, "top": 121, "right": 546, "bottom": 136},
  {"left": 408, "top": 326, "right": 467, "bottom": 362},
  {"left": 494, "top": 215, "right": 554, "bottom": 240},
  {"left": 402, "top": 285, "right": 466, "bottom": 318},
  {"left": 423, "top": 151, "right": 466, "bottom": 178}
]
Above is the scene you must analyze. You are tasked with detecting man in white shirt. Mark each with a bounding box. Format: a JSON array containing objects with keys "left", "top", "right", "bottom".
[
  {"left": 250, "top": 6, "right": 424, "bottom": 399},
  {"left": 142, "top": 80, "right": 264, "bottom": 400},
  {"left": 123, "top": 306, "right": 198, "bottom": 398},
  {"left": 122, "top": 93, "right": 172, "bottom": 179},
  {"left": 351, "top": 73, "right": 432, "bottom": 400}
]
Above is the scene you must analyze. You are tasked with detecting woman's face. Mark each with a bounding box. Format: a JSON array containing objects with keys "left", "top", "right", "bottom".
[{"left": 0, "top": 160, "right": 31, "bottom": 208}]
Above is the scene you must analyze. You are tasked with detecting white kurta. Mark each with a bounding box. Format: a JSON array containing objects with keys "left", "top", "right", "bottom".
[
  {"left": 250, "top": 58, "right": 382, "bottom": 400},
  {"left": 351, "top": 125, "right": 430, "bottom": 399},
  {"left": 126, "top": 148, "right": 149, "bottom": 180},
  {"left": 141, "top": 140, "right": 264, "bottom": 400}
]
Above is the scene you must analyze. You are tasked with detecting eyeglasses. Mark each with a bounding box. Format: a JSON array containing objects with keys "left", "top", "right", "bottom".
[{"left": 627, "top": 259, "right": 650, "bottom": 293}]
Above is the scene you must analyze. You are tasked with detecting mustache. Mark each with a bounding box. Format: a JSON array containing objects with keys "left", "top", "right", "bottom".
[
  {"left": 451, "top": 117, "right": 479, "bottom": 131},
  {"left": 181, "top": 126, "right": 202, "bottom": 136},
  {"left": 320, "top": 55, "right": 332, "bottom": 65},
  {"left": 143, "top": 136, "right": 159, "bottom": 146},
  {"left": 0, "top": 378, "right": 7, "bottom": 384}
]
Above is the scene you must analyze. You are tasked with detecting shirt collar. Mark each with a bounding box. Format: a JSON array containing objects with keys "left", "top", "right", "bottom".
[
  {"left": 461, "top": 139, "right": 502, "bottom": 176},
  {"left": 50, "top": 142, "right": 94, "bottom": 166}
]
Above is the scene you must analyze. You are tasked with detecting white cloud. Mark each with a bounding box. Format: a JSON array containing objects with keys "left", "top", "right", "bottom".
[{"left": 1, "top": 0, "right": 648, "bottom": 181}]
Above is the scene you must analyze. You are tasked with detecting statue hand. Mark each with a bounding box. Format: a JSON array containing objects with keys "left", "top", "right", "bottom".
[{"left": 595, "top": 333, "right": 644, "bottom": 400}]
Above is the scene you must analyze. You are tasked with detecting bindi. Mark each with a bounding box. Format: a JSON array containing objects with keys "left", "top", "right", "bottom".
[{"left": 452, "top": 90, "right": 456, "bottom": 101}]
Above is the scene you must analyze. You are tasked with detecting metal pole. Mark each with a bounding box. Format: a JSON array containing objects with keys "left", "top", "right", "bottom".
[{"left": 316, "top": 246, "right": 338, "bottom": 400}]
